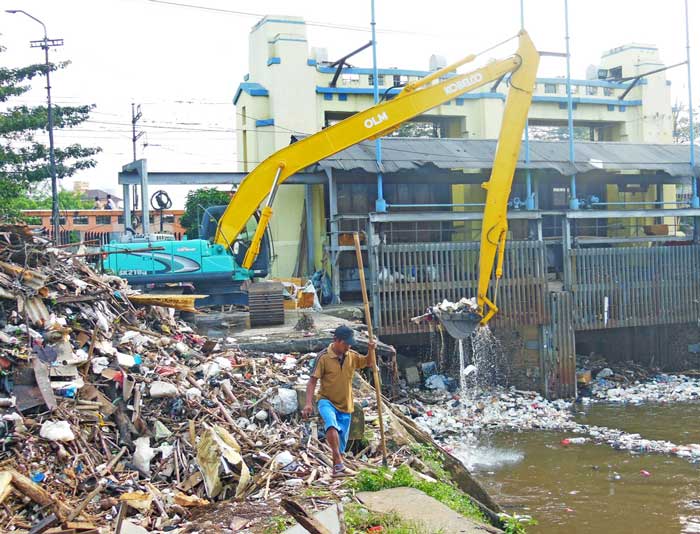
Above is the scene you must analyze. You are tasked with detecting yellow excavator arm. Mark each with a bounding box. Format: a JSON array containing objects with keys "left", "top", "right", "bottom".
[{"left": 217, "top": 31, "right": 539, "bottom": 325}]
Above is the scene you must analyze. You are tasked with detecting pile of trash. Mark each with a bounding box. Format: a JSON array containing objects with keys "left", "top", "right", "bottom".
[
  {"left": 0, "top": 230, "right": 400, "bottom": 533},
  {"left": 576, "top": 355, "right": 654, "bottom": 388},
  {"left": 406, "top": 383, "right": 700, "bottom": 465},
  {"left": 589, "top": 373, "right": 700, "bottom": 404}
]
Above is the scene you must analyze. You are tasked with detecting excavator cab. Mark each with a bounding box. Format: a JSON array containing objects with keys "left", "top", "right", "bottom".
[{"left": 199, "top": 206, "right": 272, "bottom": 278}]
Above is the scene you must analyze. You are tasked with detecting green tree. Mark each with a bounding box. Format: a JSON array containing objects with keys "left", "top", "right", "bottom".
[
  {"left": 672, "top": 103, "right": 700, "bottom": 144},
  {"left": 0, "top": 44, "right": 100, "bottom": 218},
  {"left": 8, "top": 186, "right": 93, "bottom": 211},
  {"left": 180, "top": 187, "right": 233, "bottom": 239},
  {"left": 391, "top": 120, "right": 440, "bottom": 138}
]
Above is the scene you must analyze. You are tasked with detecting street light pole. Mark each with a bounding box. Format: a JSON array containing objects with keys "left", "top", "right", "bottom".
[{"left": 6, "top": 10, "right": 63, "bottom": 243}]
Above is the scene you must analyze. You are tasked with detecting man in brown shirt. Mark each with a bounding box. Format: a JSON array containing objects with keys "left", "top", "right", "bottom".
[{"left": 302, "top": 325, "right": 376, "bottom": 475}]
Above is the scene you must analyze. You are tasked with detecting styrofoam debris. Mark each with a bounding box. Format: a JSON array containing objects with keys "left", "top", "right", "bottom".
[
  {"left": 40, "top": 421, "right": 75, "bottom": 442},
  {"left": 274, "top": 450, "right": 294, "bottom": 467},
  {"left": 270, "top": 388, "right": 298, "bottom": 415},
  {"left": 150, "top": 381, "right": 179, "bottom": 398}
]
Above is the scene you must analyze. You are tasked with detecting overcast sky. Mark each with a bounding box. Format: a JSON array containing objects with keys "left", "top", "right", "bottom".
[{"left": 2, "top": 0, "right": 698, "bottom": 206}]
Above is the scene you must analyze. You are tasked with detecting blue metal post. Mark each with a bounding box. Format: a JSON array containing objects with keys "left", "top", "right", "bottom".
[
  {"left": 564, "top": 0, "right": 578, "bottom": 209},
  {"left": 371, "top": 0, "right": 387, "bottom": 212},
  {"left": 685, "top": 0, "right": 699, "bottom": 208},
  {"left": 521, "top": 0, "right": 535, "bottom": 210}
]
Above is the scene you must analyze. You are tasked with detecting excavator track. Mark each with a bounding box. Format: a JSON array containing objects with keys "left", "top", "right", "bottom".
[{"left": 248, "top": 281, "right": 285, "bottom": 327}]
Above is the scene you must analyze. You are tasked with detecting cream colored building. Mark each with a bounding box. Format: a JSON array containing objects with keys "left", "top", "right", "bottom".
[{"left": 234, "top": 16, "right": 674, "bottom": 277}]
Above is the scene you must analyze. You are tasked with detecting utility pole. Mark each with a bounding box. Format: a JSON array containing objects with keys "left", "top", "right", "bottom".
[
  {"left": 6, "top": 9, "right": 63, "bottom": 243},
  {"left": 131, "top": 103, "right": 144, "bottom": 212}
]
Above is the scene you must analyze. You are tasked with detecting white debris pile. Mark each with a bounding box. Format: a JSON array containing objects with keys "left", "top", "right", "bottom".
[
  {"left": 434, "top": 297, "right": 479, "bottom": 313},
  {"left": 589, "top": 373, "right": 700, "bottom": 404},
  {"left": 407, "top": 384, "right": 700, "bottom": 464},
  {"left": 410, "top": 387, "right": 579, "bottom": 437}
]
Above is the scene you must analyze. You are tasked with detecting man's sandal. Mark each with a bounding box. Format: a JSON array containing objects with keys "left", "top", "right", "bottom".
[{"left": 332, "top": 463, "right": 348, "bottom": 477}]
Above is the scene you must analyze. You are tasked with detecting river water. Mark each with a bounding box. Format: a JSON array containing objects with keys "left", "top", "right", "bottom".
[{"left": 456, "top": 403, "right": 700, "bottom": 534}]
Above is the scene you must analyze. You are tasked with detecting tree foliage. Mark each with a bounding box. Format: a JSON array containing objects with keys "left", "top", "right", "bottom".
[
  {"left": 0, "top": 44, "right": 101, "bottom": 218},
  {"left": 180, "top": 187, "right": 233, "bottom": 239},
  {"left": 7, "top": 187, "right": 93, "bottom": 211},
  {"left": 672, "top": 103, "right": 700, "bottom": 144},
  {"left": 391, "top": 120, "right": 440, "bottom": 138}
]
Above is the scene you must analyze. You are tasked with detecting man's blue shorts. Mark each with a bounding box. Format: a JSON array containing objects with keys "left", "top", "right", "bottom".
[{"left": 317, "top": 399, "right": 352, "bottom": 453}]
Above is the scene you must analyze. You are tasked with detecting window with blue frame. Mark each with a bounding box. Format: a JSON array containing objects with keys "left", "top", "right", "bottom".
[
  {"left": 338, "top": 94, "right": 348, "bottom": 101},
  {"left": 544, "top": 83, "right": 558, "bottom": 94}
]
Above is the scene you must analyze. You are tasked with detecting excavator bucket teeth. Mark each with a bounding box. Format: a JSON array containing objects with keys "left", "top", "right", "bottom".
[{"left": 436, "top": 311, "right": 482, "bottom": 340}]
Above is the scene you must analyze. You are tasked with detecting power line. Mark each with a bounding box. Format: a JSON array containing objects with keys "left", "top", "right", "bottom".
[{"left": 142, "top": 0, "right": 435, "bottom": 37}]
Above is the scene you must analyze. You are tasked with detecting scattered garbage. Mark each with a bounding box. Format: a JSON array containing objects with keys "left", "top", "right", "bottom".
[{"left": 0, "top": 227, "right": 417, "bottom": 532}]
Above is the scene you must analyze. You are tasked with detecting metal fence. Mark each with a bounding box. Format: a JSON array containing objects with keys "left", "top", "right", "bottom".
[
  {"left": 374, "top": 240, "right": 549, "bottom": 335},
  {"left": 544, "top": 291, "right": 577, "bottom": 399},
  {"left": 568, "top": 245, "right": 700, "bottom": 330}
]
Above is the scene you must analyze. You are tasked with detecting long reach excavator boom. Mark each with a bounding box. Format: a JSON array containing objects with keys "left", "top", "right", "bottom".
[{"left": 215, "top": 31, "right": 539, "bottom": 327}]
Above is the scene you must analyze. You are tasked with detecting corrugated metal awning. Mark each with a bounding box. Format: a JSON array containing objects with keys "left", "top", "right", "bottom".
[{"left": 303, "top": 138, "right": 700, "bottom": 178}]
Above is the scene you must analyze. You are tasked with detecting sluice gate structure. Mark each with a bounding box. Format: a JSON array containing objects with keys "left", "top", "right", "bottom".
[{"left": 322, "top": 139, "right": 700, "bottom": 399}]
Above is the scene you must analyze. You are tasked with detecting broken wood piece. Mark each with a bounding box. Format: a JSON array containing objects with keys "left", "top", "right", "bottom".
[
  {"left": 100, "top": 446, "right": 127, "bottom": 475},
  {"left": 28, "top": 512, "right": 59, "bottom": 534},
  {"left": 280, "top": 498, "right": 332, "bottom": 534},
  {"left": 7, "top": 470, "right": 72, "bottom": 521},
  {"left": 0, "top": 471, "right": 12, "bottom": 505},
  {"left": 65, "top": 482, "right": 104, "bottom": 522}
]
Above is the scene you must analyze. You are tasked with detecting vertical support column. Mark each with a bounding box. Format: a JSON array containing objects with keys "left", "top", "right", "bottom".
[
  {"left": 367, "top": 220, "right": 381, "bottom": 332},
  {"left": 305, "top": 184, "right": 315, "bottom": 274},
  {"left": 326, "top": 168, "right": 342, "bottom": 303},
  {"left": 562, "top": 216, "right": 572, "bottom": 290},
  {"left": 138, "top": 159, "right": 150, "bottom": 236},
  {"left": 370, "top": 0, "right": 387, "bottom": 212},
  {"left": 564, "top": 0, "right": 579, "bottom": 210},
  {"left": 122, "top": 184, "right": 132, "bottom": 232},
  {"left": 684, "top": 0, "right": 699, "bottom": 209}
]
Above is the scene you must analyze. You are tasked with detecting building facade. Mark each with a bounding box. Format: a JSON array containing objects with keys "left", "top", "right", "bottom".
[{"left": 234, "top": 17, "right": 676, "bottom": 278}]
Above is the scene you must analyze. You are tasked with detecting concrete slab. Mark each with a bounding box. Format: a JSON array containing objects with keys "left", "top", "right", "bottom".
[
  {"left": 357, "top": 487, "right": 500, "bottom": 534},
  {"left": 282, "top": 504, "right": 342, "bottom": 534},
  {"left": 195, "top": 309, "right": 350, "bottom": 340}
]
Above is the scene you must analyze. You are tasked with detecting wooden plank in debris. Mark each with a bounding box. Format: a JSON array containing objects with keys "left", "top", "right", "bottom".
[
  {"left": 6, "top": 469, "right": 72, "bottom": 521},
  {"left": 280, "top": 498, "right": 332, "bottom": 534}
]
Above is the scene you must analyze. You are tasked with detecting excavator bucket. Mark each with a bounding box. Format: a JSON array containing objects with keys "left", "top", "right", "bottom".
[{"left": 435, "top": 311, "right": 482, "bottom": 340}]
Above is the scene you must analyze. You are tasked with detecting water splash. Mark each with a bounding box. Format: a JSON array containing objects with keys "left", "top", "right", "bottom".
[
  {"left": 455, "top": 326, "right": 508, "bottom": 392},
  {"left": 451, "top": 439, "right": 525, "bottom": 472}
]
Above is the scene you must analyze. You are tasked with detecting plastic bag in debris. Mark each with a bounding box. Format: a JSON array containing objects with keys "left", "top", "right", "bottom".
[
  {"left": 270, "top": 387, "right": 299, "bottom": 416},
  {"left": 300, "top": 281, "right": 323, "bottom": 312},
  {"left": 274, "top": 450, "right": 294, "bottom": 468},
  {"left": 39, "top": 420, "right": 74, "bottom": 442},
  {"left": 133, "top": 437, "right": 156, "bottom": 474},
  {"left": 425, "top": 374, "right": 448, "bottom": 390},
  {"left": 597, "top": 368, "right": 613, "bottom": 379},
  {"left": 311, "top": 270, "right": 333, "bottom": 306},
  {"left": 196, "top": 425, "right": 250, "bottom": 499}
]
